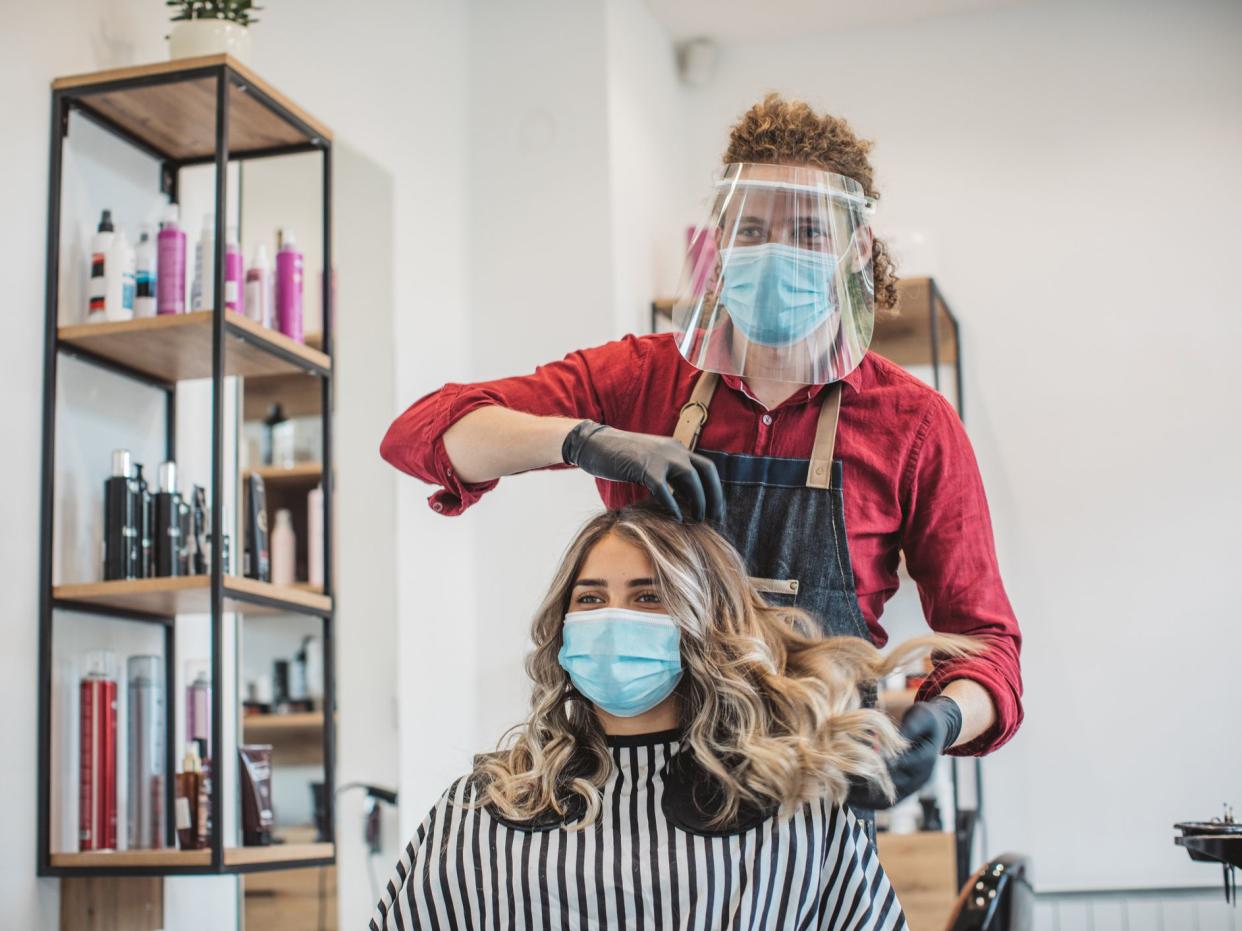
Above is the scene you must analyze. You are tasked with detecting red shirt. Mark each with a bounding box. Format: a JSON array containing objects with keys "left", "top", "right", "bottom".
[{"left": 380, "top": 333, "right": 1023, "bottom": 755}]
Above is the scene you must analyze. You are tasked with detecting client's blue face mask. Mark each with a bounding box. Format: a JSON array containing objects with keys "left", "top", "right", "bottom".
[
  {"left": 720, "top": 242, "right": 838, "bottom": 347},
  {"left": 557, "top": 607, "right": 683, "bottom": 718}
]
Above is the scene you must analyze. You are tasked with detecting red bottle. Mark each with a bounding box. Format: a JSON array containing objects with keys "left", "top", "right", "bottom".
[{"left": 79, "top": 651, "right": 118, "bottom": 851}]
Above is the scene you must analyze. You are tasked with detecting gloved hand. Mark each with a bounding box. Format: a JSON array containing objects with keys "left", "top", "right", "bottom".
[
  {"left": 847, "top": 695, "right": 963, "bottom": 810},
  {"left": 562, "top": 421, "right": 725, "bottom": 523}
]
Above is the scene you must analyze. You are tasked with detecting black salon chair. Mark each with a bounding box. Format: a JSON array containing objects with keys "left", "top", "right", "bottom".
[{"left": 944, "top": 853, "right": 1033, "bottom": 931}]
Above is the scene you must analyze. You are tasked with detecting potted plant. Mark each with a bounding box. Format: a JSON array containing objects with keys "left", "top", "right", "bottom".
[{"left": 167, "top": 1, "right": 261, "bottom": 64}]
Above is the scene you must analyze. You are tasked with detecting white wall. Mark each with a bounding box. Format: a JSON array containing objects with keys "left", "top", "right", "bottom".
[{"left": 675, "top": 0, "right": 1242, "bottom": 896}]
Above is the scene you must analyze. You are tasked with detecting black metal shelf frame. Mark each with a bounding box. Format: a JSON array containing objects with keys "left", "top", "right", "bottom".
[{"left": 36, "top": 61, "right": 335, "bottom": 877}]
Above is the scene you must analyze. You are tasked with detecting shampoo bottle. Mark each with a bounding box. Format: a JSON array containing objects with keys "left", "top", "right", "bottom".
[
  {"left": 127, "top": 655, "right": 166, "bottom": 850},
  {"left": 87, "top": 210, "right": 115, "bottom": 323},
  {"left": 275, "top": 229, "right": 304, "bottom": 342},
  {"left": 225, "top": 227, "right": 243, "bottom": 314},
  {"left": 156, "top": 204, "right": 186, "bottom": 315},
  {"left": 134, "top": 227, "right": 157, "bottom": 317},
  {"left": 190, "top": 214, "right": 215, "bottom": 312}
]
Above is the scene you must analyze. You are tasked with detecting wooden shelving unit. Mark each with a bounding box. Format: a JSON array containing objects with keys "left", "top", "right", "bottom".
[
  {"left": 59, "top": 311, "right": 330, "bottom": 382},
  {"left": 53, "top": 576, "right": 331, "bottom": 619},
  {"left": 38, "top": 57, "right": 337, "bottom": 883},
  {"left": 243, "top": 711, "right": 324, "bottom": 739}
]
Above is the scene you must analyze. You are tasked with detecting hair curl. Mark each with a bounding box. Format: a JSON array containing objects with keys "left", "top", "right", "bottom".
[
  {"left": 722, "top": 94, "right": 900, "bottom": 313},
  {"left": 472, "top": 504, "right": 972, "bottom": 830}
]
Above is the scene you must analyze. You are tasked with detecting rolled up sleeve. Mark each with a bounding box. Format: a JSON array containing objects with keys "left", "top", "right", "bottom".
[
  {"left": 379, "top": 336, "right": 647, "bottom": 515},
  {"left": 900, "top": 394, "right": 1024, "bottom": 755}
]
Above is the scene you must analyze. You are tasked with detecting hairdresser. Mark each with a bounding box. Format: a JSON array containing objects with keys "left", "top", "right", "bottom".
[{"left": 380, "top": 95, "right": 1023, "bottom": 820}]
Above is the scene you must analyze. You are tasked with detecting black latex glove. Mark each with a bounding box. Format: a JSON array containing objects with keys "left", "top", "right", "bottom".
[
  {"left": 847, "top": 695, "right": 963, "bottom": 810},
  {"left": 562, "top": 421, "right": 725, "bottom": 523}
]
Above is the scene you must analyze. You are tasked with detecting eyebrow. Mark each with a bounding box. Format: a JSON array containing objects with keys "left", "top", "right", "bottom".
[{"left": 572, "top": 578, "right": 657, "bottom": 588}]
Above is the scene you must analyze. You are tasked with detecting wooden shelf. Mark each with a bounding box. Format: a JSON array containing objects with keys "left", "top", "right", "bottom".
[
  {"left": 243, "top": 711, "right": 324, "bottom": 738},
  {"left": 52, "top": 55, "right": 331, "bottom": 162},
  {"left": 58, "top": 311, "right": 330, "bottom": 384},
  {"left": 246, "top": 463, "right": 323, "bottom": 486},
  {"left": 51, "top": 849, "right": 211, "bottom": 869},
  {"left": 224, "top": 843, "right": 334, "bottom": 867},
  {"left": 50, "top": 842, "right": 334, "bottom": 873},
  {"left": 53, "top": 575, "right": 331, "bottom": 619}
]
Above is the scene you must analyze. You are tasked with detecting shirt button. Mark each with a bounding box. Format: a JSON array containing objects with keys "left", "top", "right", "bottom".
[
  {"left": 432, "top": 501, "right": 444, "bottom": 513},
  {"left": 761, "top": 414, "right": 773, "bottom": 426}
]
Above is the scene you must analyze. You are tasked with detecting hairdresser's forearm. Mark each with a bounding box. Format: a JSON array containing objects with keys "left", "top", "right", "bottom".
[
  {"left": 940, "top": 678, "right": 997, "bottom": 749},
  {"left": 442, "top": 406, "right": 584, "bottom": 484}
]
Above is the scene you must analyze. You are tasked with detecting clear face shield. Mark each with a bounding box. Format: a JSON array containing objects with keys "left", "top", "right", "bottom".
[{"left": 670, "top": 163, "right": 876, "bottom": 385}]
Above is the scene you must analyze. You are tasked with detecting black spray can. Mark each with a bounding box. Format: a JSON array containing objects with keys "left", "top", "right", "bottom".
[
  {"left": 103, "top": 450, "right": 139, "bottom": 580},
  {"left": 134, "top": 462, "right": 154, "bottom": 578},
  {"left": 154, "top": 461, "right": 182, "bottom": 577}
]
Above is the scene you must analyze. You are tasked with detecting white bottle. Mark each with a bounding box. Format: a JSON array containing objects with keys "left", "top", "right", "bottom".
[
  {"left": 190, "top": 214, "right": 215, "bottom": 312},
  {"left": 270, "top": 509, "right": 296, "bottom": 586},
  {"left": 307, "top": 484, "right": 324, "bottom": 589},
  {"left": 134, "top": 227, "right": 157, "bottom": 317},
  {"left": 87, "top": 210, "right": 115, "bottom": 323},
  {"left": 244, "top": 243, "right": 273, "bottom": 327},
  {"left": 106, "top": 229, "right": 135, "bottom": 322}
]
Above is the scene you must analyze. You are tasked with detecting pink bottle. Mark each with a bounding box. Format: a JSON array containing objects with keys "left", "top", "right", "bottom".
[
  {"left": 156, "top": 204, "right": 186, "bottom": 315},
  {"left": 224, "top": 227, "right": 244, "bottom": 315},
  {"left": 275, "top": 230, "right": 304, "bottom": 343}
]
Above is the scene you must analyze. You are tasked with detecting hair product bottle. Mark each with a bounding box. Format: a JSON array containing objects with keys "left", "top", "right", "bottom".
[
  {"left": 245, "top": 474, "right": 270, "bottom": 581},
  {"left": 177, "top": 498, "right": 192, "bottom": 576},
  {"left": 191, "top": 485, "right": 207, "bottom": 575},
  {"left": 275, "top": 229, "right": 304, "bottom": 342},
  {"left": 134, "top": 226, "right": 157, "bottom": 318},
  {"left": 156, "top": 204, "right": 186, "bottom": 315},
  {"left": 79, "top": 651, "right": 117, "bottom": 851},
  {"left": 245, "top": 243, "right": 273, "bottom": 327},
  {"left": 127, "top": 655, "right": 165, "bottom": 850},
  {"left": 103, "top": 449, "right": 139, "bottom": 581},
  {"left": 109, "top": 228, "right": 136, "bottom": 322},
  {"left": 190, "top": 214, "right": 215, "bottom": 312},
  {"left": 185, "top": 660, "right": 211, "bottom": 759},
  {"left": 87, "top": 210, "right": 115, "bottom": 323},
  {"left": 134, "top": 462, "right": 154, "bottom": 578},
  {"left": 154, "top": 461, "right": 182, "bottom": 577},
  {"left": 175, "top": 742, "right": 202, "bottom": 849},
  {"left": 270, "top": 508, "right": 295, "bottom": 586},
  {"left": 225, "top": 227, "right": 243, "bottom": 314}
]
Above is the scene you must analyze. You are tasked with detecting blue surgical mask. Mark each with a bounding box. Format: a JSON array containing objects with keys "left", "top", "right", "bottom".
[
  {"left": 557, "top": 608, "right": 683, "bottom": 718},
  {"left": 720, "top": 242, "right": 838, "bottom": 346}
]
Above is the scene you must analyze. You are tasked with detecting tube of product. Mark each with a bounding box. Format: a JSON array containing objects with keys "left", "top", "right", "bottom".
[
  {"left": 185, "top": 660, "right": 211, "bottom": 759},
  {"left": 127, "top": 655, "right": 165, "bottom": 850},
  {"left": 79, "top": 651, "right": 117, "bottom": 851},
  {"left": 245, "top": 474, "right": 270, "bottom": 581},
  {"left": 134, "top": 226, "right": 157, "bottom": 318},
  {"left": 103, "top": 449, "right": 139, "bottom": 581},
  {"left": 87, "top": 210, "right": 114, "bottom": 323},
  {"left": 225, "top": 227, "right": 243, "bottom": 314},
  {"left": 154, "top": 461, "right": 181, "bottom": 577},
  {"left": 157, "top": 204, "right": 186, "bottom": 315},
  {"left": 238, "top": 745, "right": 275, "bottom": 846},
  {"left": 175, "top": 742, "right": 201, "bottom": 849},
  {"left": 275, "top": 229, "right": 304, "bottom": 342}
]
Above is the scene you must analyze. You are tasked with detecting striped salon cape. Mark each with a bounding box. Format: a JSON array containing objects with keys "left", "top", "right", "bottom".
[{"left": 369, "top": 733, "right": 906, "bottom": 930}]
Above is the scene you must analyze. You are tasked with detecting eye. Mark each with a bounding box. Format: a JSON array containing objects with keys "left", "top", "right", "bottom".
[
  {"left": 737, "top": 222, "right": 767, "bottom": 242},
  {"left": 574, "top": 592, "right": 605, "bottom": 606},
  {"left": 794, "top": 223, "right": 824, "bottom": 244},
  {"left": 635, "top": 590, "right": 663, "bottom": 605}
]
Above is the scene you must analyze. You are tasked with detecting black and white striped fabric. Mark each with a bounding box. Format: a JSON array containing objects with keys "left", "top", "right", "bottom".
[{"left": 370, "top": 732, "right": 906, "bottom": 930}]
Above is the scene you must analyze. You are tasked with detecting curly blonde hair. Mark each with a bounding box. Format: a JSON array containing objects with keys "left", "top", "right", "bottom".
[
  {"left": 723, "top": 93, "right": 900, "bottom": 313},
  {"left": 472, "top": 504, "right": 970, "bottom": 830}
]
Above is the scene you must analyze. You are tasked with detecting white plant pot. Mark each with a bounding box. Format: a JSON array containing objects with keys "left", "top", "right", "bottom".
[{"left": 168, "top": 19, "right": 252, "bottom": 63}]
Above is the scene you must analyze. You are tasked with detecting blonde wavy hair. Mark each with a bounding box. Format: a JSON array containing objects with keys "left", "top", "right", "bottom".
[{"left": 473, "top": 504, "right": 971, "bottom": 830}]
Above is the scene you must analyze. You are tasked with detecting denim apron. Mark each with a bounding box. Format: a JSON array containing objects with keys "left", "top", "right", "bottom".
[{"left": 672, "top": 370, "right": 879, "bottom": 835}]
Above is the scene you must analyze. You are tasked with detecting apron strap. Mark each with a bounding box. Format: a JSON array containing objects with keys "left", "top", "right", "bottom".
[
  {"left": 806, "top": 383, "right": 843, "bottom": 489},
  {"left": 673, "top": 371, "right": 720, "bottom": 450}
]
